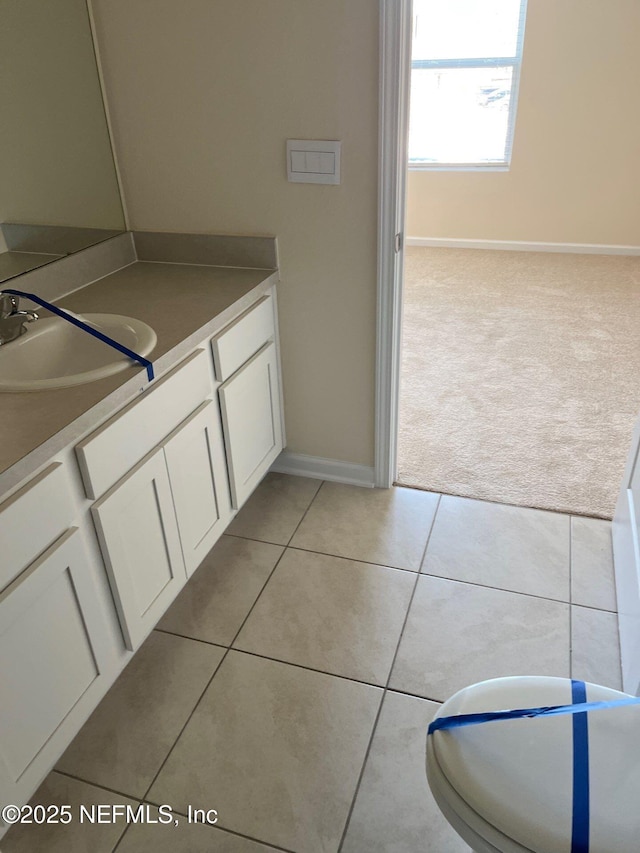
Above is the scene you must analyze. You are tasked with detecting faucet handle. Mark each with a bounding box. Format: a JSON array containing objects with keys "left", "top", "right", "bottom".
[{"left": 0, "top": 293, "right": 19, "bottom": 318}]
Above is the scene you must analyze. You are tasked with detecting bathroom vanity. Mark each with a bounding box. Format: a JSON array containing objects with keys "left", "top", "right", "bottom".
[{"left": 0, "top": 241, "right": 284, "bottom": 818}]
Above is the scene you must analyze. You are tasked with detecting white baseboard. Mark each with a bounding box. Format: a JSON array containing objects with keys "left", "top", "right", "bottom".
[
  {"left": 270, "top": 451, "right": 375, "bottom": 488},
  {"left": 406, "top": 236, "right": 640, "bottom": 255}
]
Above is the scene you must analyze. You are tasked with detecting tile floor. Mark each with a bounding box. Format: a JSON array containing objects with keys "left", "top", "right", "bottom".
[{"left": 3, "top": 474, "right": 621, "bottom": 853}]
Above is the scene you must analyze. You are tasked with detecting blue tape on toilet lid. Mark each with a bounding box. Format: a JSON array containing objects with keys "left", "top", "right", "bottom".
[{"left": 429, "top": 676, "right": 640, "bottom": 853}]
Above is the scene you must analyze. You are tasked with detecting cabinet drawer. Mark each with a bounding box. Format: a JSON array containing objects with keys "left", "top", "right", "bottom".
[
  {"left": 0, "top": 528, "right": 114, "bottom": 807},
  {"left": 211, "top": 295, "right": 274, "bottom": 381},
  {"left": 76, "top": 349, "right": 212, "bottom": 500},
  {"left": 0, "top": 463, "right": 74, "bottom": 592}
]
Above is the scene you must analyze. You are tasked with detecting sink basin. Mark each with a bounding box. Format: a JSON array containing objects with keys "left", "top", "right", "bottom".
[{"left": 0, "top": 313, "right": 157, "bottom": 391}]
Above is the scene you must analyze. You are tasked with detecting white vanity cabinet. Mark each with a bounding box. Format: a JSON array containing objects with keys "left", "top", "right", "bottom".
[
  {"left": 79, "top": 351, "right": 233, "bottom": 651},
  {"left": 0, "top": 280, "right": 284, "bottom": 829},
  {"left": 212, "top": 295, "right": 284, "bottom": 507},
  {"left": 0, "top": 470, "right": 116, "bottom": 809},
  {"left": 76, "top": 290, "right": 284, "bottom": 650}
]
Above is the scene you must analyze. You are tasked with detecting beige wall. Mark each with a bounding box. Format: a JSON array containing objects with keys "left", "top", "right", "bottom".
[
  {"left": 407, "top": 0, "right": 640, "bottom": 245},
  {"left": 0, "top": 0, "right": 124, "bottom": 230},
  {"left": 91, "top": 0, "right": 379, "bottom": 467}
]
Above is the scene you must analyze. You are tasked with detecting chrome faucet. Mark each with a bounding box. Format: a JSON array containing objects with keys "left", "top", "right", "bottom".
[{"left": 0, "top": 292, "right": 39, "bottom": 345}]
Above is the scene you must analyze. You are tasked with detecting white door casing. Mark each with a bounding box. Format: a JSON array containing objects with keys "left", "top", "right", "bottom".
[{"left": 375, "top": 0, "right": 413, "bottom": 488}]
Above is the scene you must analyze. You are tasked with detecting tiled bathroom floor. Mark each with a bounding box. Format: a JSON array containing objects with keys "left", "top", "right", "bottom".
[{"left": 4, "top": 475, "right": 621, "bottom": 852}]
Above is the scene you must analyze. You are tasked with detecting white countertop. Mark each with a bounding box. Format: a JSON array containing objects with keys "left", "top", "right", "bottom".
[{"left": 0, "top": 260, "right": 278, "bottom": 498}]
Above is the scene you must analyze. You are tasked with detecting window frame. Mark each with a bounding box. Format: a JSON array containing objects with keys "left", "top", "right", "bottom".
[{"left": 408, "top": 0, "right": 528, "bottom": 171}]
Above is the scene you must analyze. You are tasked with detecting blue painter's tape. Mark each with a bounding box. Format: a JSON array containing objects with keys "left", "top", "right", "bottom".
[
  {"left": 427, "top": 693, "right": 640, "bottom": 734},
  {"left": 3, "top": 289, "right": 154, "bottom": 382},
  {"left": 428, "top": 687, "right": 640, "bottom": 853},
  {"left": 571, "top": 680, "right": 590, "bottom": 853}
]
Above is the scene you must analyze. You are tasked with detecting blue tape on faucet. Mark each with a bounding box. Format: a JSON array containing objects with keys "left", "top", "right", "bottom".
[
  {"left": 428, "top": 683, "right": 640, "bottom": 853},
  {"left": 2, "top": 289, "right": 154, "bottom": 382}
]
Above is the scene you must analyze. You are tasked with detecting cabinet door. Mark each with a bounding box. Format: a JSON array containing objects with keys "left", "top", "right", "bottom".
[
  {"left": 92, "top": 449, "right": 187, "bottom": 651},
  {"left": 218, "top": 342, "right": 283, "bottom": 508},
  {"left": 164, "top": 400, "right": 232, "bottom": 576},
  {"left": 0, "top": 529, "right": 114, "bottom": 807}
]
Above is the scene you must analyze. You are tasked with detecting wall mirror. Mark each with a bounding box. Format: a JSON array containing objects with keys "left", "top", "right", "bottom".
[{"left": 0, "top": 0, "right": 125, "bottom": 284}]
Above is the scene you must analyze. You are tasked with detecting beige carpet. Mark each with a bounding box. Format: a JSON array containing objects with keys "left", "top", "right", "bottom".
[{"left": 397, "top": 247, "right": 640, "bottom": 518}]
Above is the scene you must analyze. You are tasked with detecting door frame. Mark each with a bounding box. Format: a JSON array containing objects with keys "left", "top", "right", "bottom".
[{"left": 375, "top": 0, "right": 413, "bottom": 487}]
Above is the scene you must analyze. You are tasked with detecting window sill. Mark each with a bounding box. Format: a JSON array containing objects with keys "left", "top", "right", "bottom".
[{"left": 408, "top": 162, "right": 511, "bottom": 173}]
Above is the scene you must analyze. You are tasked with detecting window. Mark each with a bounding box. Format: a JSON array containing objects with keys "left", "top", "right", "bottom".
[{"left": 408, "top": 0, "right": 527, "bottom": 169}]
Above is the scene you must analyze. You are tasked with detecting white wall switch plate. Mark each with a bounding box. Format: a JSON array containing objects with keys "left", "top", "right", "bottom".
[{"left": 287, "top": 140, "right": 341, "bottom": 185}]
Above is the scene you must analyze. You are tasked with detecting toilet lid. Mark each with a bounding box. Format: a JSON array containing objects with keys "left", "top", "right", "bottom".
[{"left": 430, "top": 676, "right": 640, "bottom": 853}]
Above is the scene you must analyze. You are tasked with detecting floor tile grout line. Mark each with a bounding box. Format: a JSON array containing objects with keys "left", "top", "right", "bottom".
[
  {"left": 569, "top": 516, "right": 574, "bottom": 607},
  {"left": 227, "top": 545, "right": 294, "bottom": 647},
  {"left": 52, "top": 768, "right": 144, "bottom": 805},
  {"left": 284, "top": 478, "right": 326, "bottom": 547},
  {"left": 224, "top": 531, "right": 289, "bottom": 547},
  {"left": 88, "top": 775, "right": 297, "bottom": 853},
  {"left": 227, "top": 539, "right": 424, "bottom": 576},
  {"left": 383, "top": 500, "right": 442, "bottom": 690},
  {"left": 569, "top": 517, "right": 574, "bottom": 679},
  {"left": 418, "top": 492, "right": 444, "bottom": 572},
  {"left": 223, "top": 475, "right": 324, "bottom": 550},
  {"left": 416, "top": 571, "right": 573, "bottom": 607},
  {"left": 133, "top": 799, "right": 297, "bottom": 853},
  {"left": 572, "top": 602, "right": 618, "bottom": 614},
  {"left": 152, "top": 627, "right": 228, "bottom": 648},
  {"left": 139, "top": 546, "right": 292, "bottom": 804},
  {"left": 107, "top": 822, "right": 131, "bottom": 853},
  {"left": 157, "top": 623, "right": 433, "bottom": 703},
  {"left": 110, "top": 823, "right": 132, "bottom": 853},
  {"left": 218, "top": 530, "right": 623, "bottom": 612},
  {"left": 108, "top": 801, "right": 298, "bottom": 853},
  {"left": 148, "top": 636, "right": 460, "bottom": 702},
  {"left": 226, "top": 532, "right": 620, "bottom": 610},
  {"left": 253, "top": 541, "right": 579, "bottom": 606},
  {"left": 568, "top": 514, "right": 618, "bottom": 613},
  {"left": 335, "top": 685, "right": 386, "bottom": 853},
  {"left": 396, "top": 482, "right": 613, "bottom": 523},
  {"left": 384, "top": 685, "right": 446, "bottom": 704},
  {"left": 383, "top": 493, "right": 443, "bottom": 695},
  {"left": 225, "top": 646, "right": 386, "bottom": 690},
  {"left": 139, "top": 646, "right": 231, "bottom": 803},
  {"left": 337, "top": 494, "right": 442, "bottom": 852},
  {"left": 219, "top": 486, "right": 588, "bottom": 607},
  {"left": 258, "top": 543, "right": 429, "bottom": 579}
]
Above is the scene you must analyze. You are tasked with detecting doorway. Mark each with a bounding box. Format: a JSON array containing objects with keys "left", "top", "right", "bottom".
[{"left": 377, "top": 0, "right": 640, "bottom": 520}]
